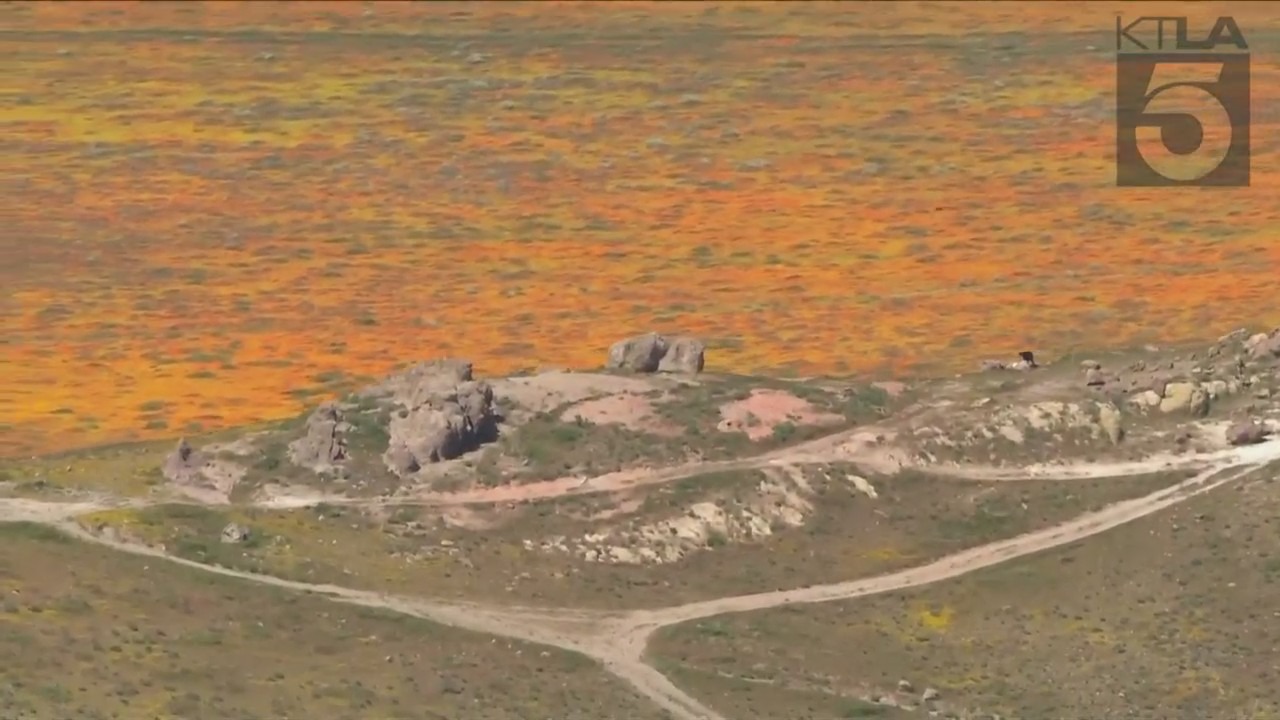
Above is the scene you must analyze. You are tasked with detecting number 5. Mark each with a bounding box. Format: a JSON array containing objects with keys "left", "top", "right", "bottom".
[{"left": 1134, "top": 63, "right": 1233, "bottom": 182}]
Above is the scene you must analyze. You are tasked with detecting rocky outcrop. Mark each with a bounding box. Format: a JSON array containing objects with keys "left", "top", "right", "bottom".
[
  {"left": 606, "top": 332, "right": 705, "bottom": 374},
  {"left": 283, "top": 359, "right": 502, "bottom": 478},
  {"left": 287, "top": 403, "right": 350, "bottom": 471},
  {"left": 382, "top": 360, "right": 499, "bottom": 475},
  {"left": 160, "top": 438, "right": 245, "bottom": 501},
  {"left": 162, "top": 438, "right": 207, "bottom": 484}
]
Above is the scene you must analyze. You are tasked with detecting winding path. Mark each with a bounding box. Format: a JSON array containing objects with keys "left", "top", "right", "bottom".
[{"left": 2, "top": 437, "right": 1277, "bottom": 720}]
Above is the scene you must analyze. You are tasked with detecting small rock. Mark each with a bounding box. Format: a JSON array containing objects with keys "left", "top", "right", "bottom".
[
  {"left": 1226, "top": 420, "right": 1269, "bottom": 446},
  {"left": 1081, "top": 359, "right": 1102, "bottom": 370},
  {"left": 897, "top": 679, "right": 914, "bottom": 692},
  {"left": 1085, "top": 368, "right": 1106, "bottom": 387},
  {"left": 922, "top": 687, "right": 941, "bottom": 702},
  {"left": 220, "top": 523, "right": 250, "bottom": 544},
  {"left": 1128, "top": 390, "right": 1162, "bottom": 409}
]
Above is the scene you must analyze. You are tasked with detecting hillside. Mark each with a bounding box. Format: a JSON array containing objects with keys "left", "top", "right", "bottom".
[{"left": 3, "top": 326, "right": 1278, "bottom": 719}]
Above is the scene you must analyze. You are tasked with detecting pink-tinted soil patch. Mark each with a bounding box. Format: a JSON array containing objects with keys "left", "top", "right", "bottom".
[
  {"left": 716, "top": 389, "right": 845, "bottom": 441},
  {"left": 561, "top": 393, "right": 681, "bottom": 436}
]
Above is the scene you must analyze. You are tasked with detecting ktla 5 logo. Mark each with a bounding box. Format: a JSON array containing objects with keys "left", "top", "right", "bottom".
[{"left": 1115, "top": 16, "right": 1250, "bottom": 187}]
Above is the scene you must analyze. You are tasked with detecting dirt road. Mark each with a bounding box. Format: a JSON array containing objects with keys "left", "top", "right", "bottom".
[{"left": 3, "top": 438, "right": 1277, "bottom": 720}]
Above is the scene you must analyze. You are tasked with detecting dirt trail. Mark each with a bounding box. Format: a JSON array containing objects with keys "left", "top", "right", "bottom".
[
  {"left": 3, "top": 439, "right": 1277, "bottom": 720},
  {"left": 612, "top": 460, "right": 1271, "bottom": 647},
  {"left": 259, "top": 422, "right": 1275, "bottom": 510}
]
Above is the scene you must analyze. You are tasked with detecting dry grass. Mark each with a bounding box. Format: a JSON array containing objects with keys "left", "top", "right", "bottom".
[
  {"left": 649, "top": 467, "right": 1280, "bottom": 720},
  {"left": 0, "top": 522, "right": 671, "bottom": 720},
  {"left": 6, "top": 1, "right": 1279, "bottom": 458},
  {"left": 76, "top": 467, "right": 1185, "bottom": 611}
]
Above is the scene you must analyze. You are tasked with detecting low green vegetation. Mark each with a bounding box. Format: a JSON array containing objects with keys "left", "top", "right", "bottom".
[{"left": 0, "top": 523, "right": 670, "bottom": 720}]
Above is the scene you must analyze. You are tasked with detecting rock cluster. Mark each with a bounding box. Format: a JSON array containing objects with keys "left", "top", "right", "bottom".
[
  {"left": 606, "top": 332, "right": 705, "bottom": 374},
  {"left": 381, "top": 359, "right": 499, "bottom": 475},
  {"left": 287, "top": 359, "right": 501, "bottom": 477}
]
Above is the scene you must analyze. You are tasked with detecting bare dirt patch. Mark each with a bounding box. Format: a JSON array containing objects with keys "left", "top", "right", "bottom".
[
  {"left": 561, "top": 392, "right": 682, "bottom": 436},
  {"left": 491, "top": 371, "right": 690, "bottom": 421},
  {"left": 716, "top": 389, "right": 846, "bottom": 441}
]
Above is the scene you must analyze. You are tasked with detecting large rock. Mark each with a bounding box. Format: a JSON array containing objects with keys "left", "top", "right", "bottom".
[
  {"left": 606, "top": 332, "right": 707, "bottom": 374},
  {"left": 1160, "top": 382, "right": 1210, "bottom": 417},
  {"left": 1246, "top": 329, "right": 1280, "bottom": 360},
  {"left": 1226, "top": 420, "right": 1269, "bottom": 446},
  {"left": 288, "top": 403, "right": 350, "bottom": 470},
  {"left": 382, "top": 362, "right": 499, "bottom": 475},
  {"left": 399, "top": 359, "right": 476, "bottom": 406},
  {"left": 658, "top": 336, "right": 706, "bottom": 373},
  {"left": 607, "top": 333, "right": 669, "bottom": 372}
]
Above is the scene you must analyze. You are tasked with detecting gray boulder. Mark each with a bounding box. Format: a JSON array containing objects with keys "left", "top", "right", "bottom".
[
  {"left": 658, "top": 336, "right": 706, "bottom": 373},
  {"left": 288, "top": 403, "right": 350, "bottom": 470},
  {"left": 606, "top": 332, "right": 707, "bottom": 374},
  {"left": 382, "top": 362, "right": 499, "bottom": 475},
  {"left": 607, "top": 333, "right": 669, "bottom": 372}
]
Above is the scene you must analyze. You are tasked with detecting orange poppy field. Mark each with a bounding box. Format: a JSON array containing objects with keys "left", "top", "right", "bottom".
[{"left": 4, "top": 1, "right": 1278, "bottom": 458}]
